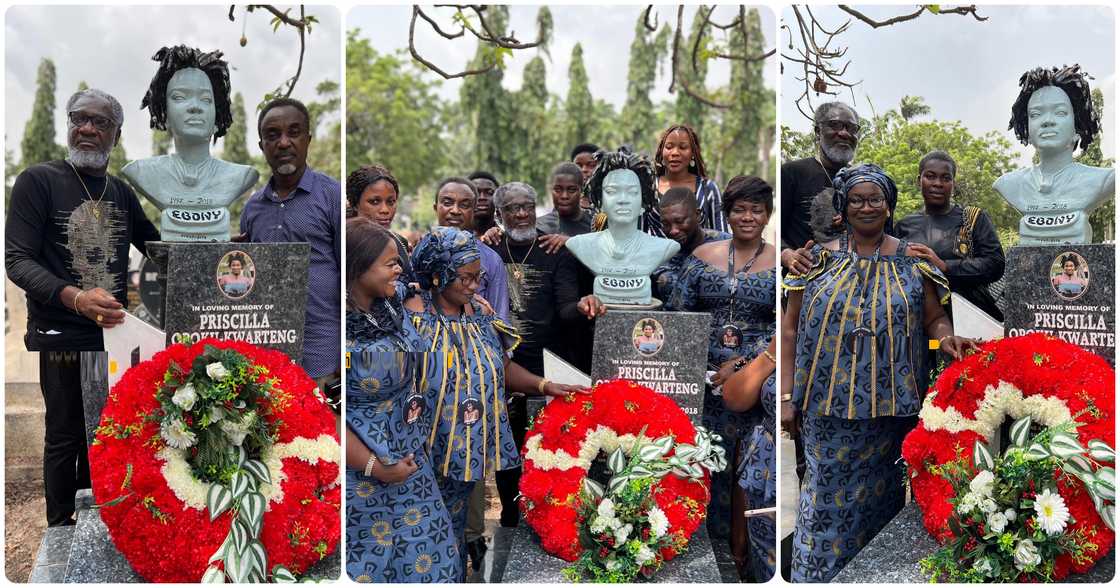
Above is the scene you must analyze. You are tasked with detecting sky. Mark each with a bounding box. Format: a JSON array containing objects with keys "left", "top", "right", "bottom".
[
  {"left": 348, "top": 4, "right": 776, "bottom": 109},
  {"left": 5, "top": 4, "right": 342, "bottom": 164},
  {"left": 780, "top": 4, "right": 1115, "bottom": 166}
]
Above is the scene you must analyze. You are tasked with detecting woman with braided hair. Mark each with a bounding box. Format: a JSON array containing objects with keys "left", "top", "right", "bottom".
[
  {"left": 994, "top": 64, "right": 1114, "bottom": 244},
  {"left": 122, "top": 45, "right": 258, "bottom": 241},
  {"left": 646, "top": 123, "right": 728, "bottom": 235}
]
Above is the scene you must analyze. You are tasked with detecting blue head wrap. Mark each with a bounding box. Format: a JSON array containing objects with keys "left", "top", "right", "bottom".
[
  {"left": 832, "top": 163, "right": 898, "bottom": 233},
  {"left": 411, "top": 226, "right": 481, "bottom": 291}
]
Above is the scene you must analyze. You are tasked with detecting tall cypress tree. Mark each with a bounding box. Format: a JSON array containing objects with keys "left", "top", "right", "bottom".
[
  {"left": 21, "top": 58, "right": 65, "bottom": 166},
  {"left": 716, "top": 8, "right": 769, "bottom": 182},
  {"left": 674, "top": 6, "right": 711, "bottom": 134},
  {"left": 620, "top": 15, "right": 669, "bottom": 151},
  {"left": 564, "top": 43, "right": 594, "bottom": 150},
  {"left": 459, "top": 5, "right": 514, "bottom": 176},
  {"left": 222, "top": 92, "right": 252, "bottom": 165},
  {"left": 514, "top": 56, "right": 556, "bottom": 195}
]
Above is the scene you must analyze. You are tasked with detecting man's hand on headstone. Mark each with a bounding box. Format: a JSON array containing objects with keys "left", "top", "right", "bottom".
[
  {"left": 781, "top": 241, "right": 816, "bottom": 274},
  {"left": 230, "top": 232, "right": 249, "bottom": 243},
  {"left": 577, "top": 294, "right": 606, "bottom": 319},
  {"left": 537, "top": 233, "right": 569, "bottom": 254},
  {"left": 77, "top": 287, "right": 126, "bottom": 329},
  {"left": 480, "top": 226, "right": 503, "bottom": 246}
]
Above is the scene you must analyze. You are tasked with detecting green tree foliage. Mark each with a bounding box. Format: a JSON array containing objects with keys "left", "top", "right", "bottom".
[
  {"left": 857, "top": 108, "right": 1020, "bottom": 229},
  {"left": 305, "top": 80, "right": 341, "bottom": 181},
  {"left": 620, "top": 16, "right": 670, "bottom": 149},
  {"left": 21, "top": 58, "right": 66, "bottom": 167},
  {"left": 222, "top": 92, "right": 252, "bottom": 165},
  {"left": 152, "top": 130, "right": 171, "bottom": 156},
  {"left": 709, "top": 8, "right": 771, "bottom": 185},
  {"left": 459, "top": 6, "right": 517, "bottom": 175},
  {"left": 673, "top": 6, "right": 710, "bottom": 136},
  {"left": 564, "top": 43, "right": 595, "bottom": 151},
  {"left": 346, "top": 30, "right": 446, "bottom": 198},
  {"left": 1077, "top": 88, "right": 1115, "bottom": 242},
  {"left": 512, "top": 56, "right": 562, "bottom": 197},
  {"left": 898, "top": 95, "right": 931, "bottom": 122},
  {"left": 781, "top": 124, "right": 817, "bottom": 162}
]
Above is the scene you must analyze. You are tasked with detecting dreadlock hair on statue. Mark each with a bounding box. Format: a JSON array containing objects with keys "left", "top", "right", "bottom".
[
  {"left": 141, "top": 45, "right": 233, "bottom": 142},
  {"left": 654, "top": 124, "right": 708, "bottom": 178},
  {"left": 1009, "top": 64, "right": 1100, "bottom": 151},
  {"left": 584, "top": 145, "right": 659, "bottom": 212}
]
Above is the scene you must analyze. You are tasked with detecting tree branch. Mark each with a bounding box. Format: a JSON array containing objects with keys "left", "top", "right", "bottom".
[
  {"left": 642, "top": 5, "right": 658, "bottom": 32},
  {"left": 670, "top": 5, "right": 730, "bottom": 109},
  {"left": 238, "top": 5, "right": 312, "bottom": 98},
  {"left": 408, "top": 5, "right": 496, "bottom": 79}
]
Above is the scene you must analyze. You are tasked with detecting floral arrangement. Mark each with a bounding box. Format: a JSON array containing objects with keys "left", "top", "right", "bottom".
[
  {"left": 519, "top": 380, "right": 725, "bottom": 582},
  {"left": 902, "top": 333, "right": 1114, "bottom": 580},
  {"left": 917, "top": 416, "right": 1114, "bottom": 582},
  {"left": 89, "top": 339, "right": 341, "bottom": 583}
]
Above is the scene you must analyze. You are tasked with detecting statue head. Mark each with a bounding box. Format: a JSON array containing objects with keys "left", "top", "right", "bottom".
[
  {"left": 1009, "top": 65, "right": 1099, "bottom": 154},
  {"left": 141, "top": 45, "right": 233, "bottom": 143},
  {"left": 584, "top": 146, "right": 657, "bottom": 217}
]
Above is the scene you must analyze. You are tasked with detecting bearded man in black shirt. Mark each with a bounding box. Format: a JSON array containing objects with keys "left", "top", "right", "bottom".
[
  {"left": 491, "top": 181, "right": 584, "bottom": 527},
  {"left": 780, "top": 101, "right": 860, "bottom": 273},
  {"left": 6, "top": 89, "right": 161, "bottom": 526}
]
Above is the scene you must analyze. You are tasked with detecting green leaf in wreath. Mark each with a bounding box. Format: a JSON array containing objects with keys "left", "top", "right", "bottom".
[
  {"left": 231, "top": 519, "right": 251, "bottom": 554},
  {"left": 1100, "top": 504, "right": 1115, "bottom": 532},
  {"left": 607, "top": 474, "right": 629, "bottom": 496},
  {"left": 582, "top": 478, "right": 605, "bottom": 501},
  {"left": 272, "top": 565, "right": 298, "bottom": 583},
  {"left": 233, "top": 543, "right": 255, "bottom": 583},
  {"left": 638, "top": 444, "right": 665, "bottom": 462},
  {"left": 201, "top": 564, "right": 225, "bottom": 583},
  {"left": 243, "top": 459, "right": 271, "bottom": 485},
  {"left": 1063, "top": 454, "right": 1093, "bottom": 476},
  {"left": 1088, "top": 440, "right": 1115, "bottom": 463},
  {"left": 608, "top": 447, "right": 626, "bottom": 475},
  {"left": 1024, "top": 442, "right": 1050, "bottom": 461},
  {"left": 206, "top": 483, "right": 234, "bottom": 521},
  {"left": 630, "top": 465, "right": 654, "bottom": 478},
  {"left": 1009, "top": 416, "right": 1032, "bottom": 448},
  {"left": 247, "top": 540, "right": 268, "bottom": 577},
  {"left": 230, "top": 471, "right": 250, "bottom": 500},
  {"left": 1094, "top": 467, "right": 1115, "bottom": 501},
  {"left": 972, "top": 440, "right": 995, "bottom": 471},
  {"left": 1050, "top": 433, "right": 1085, "bottom": 459},
  {"left": 239, "top": 492, "right": 267, "bottom": 535}
]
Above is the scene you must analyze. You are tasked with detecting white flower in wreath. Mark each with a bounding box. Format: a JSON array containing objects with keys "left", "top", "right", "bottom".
[
  {"left": 597, "top": 498, "right": 616, "bottom": 519},
  {"left": 161, "top": 418, "right": 197, "bottom": 449},
  {"left": 220, "top": 412, "right": 256, "bottom": 446},
  {"left": 208, "top": 405, "right": 225, "bottom": 425},
  {"left": 647, "top": 507, "right": 669, "bottom": 539},
  {"left": 957, "top": 491, "right": 979, "bottom": 514},
  {"left": 614, "top": 523, "right": 632, "bottom": 545},
  {"left": 635, "top": 544, "right": 656, "bottom": 566},
  {"left": 172, "top": 382, "right": 198, "bottom": 411},
  {"left": 979, "top": 497, "right": 999, "bottom": 514},
  {"left": 1033, "top": 488, "right": 1070, "bottom": 535},
  {"left": 969, "top": 470, "right": 995, "bottom": 497},
  {"left": 1013, "top": 539, "right": 1041, "bottom": 570},
  {"left": 605, "top": 558, "right": 620, "bottom": 571},
  {"left": 206, "top": 362, "right": 230, "bottom": 380},
  {"left": 987, "top": 510, "right": 1010, "bottom": 534}
]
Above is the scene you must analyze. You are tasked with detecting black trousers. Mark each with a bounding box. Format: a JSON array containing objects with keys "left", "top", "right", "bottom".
[
  {"left": 495, "top": 395, "right": 528, "bottom": 527},
  {"left": 40, "top": 351, "right": 91, "bottom": 526}
]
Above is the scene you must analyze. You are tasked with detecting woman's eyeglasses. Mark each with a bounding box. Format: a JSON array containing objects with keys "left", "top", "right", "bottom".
[{"left": 847, "top": 196, "right": 887, "bottom": 209}]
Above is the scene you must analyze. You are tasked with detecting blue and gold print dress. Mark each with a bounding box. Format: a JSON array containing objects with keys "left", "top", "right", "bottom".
[
  {"left": 345, "top": 306, "right": 461, "bottom": 583},
  {"left": 409, "top": 293, "right": 521, "bottom": 578},
  {"left": 784, "top": 240, "right": 948, "bottom": 583},
  {"left": 671, "top": 249, "right": 777, "bottom": 541}
]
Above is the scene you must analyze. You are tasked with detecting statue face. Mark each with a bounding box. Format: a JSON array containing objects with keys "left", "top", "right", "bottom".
[
  {"left": 601, "top": 169, "right": 642, "bottom": 226},
  {"left": 1027, "top": 85, "right": 1077, "bottom": 153},
  {"left": 166, "top": 68, "right": 216, "bottom": 141}
]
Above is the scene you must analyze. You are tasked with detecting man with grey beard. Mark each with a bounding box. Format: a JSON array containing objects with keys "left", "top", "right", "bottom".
[
  {"left": 490, "top": 181, "right": 584, "bottom": 528},
  {"left": 780, "top": 102, "right": 860, "bottom": 273},
  {"left": 6, "top": 88, "right": 160, "bottom": 526}
]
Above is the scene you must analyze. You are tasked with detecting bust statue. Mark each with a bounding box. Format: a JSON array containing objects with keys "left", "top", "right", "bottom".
[
  {"left": 565, "top": 147, "right": 680, "bottom": 304},
  {"left": 123, "top": 46, "right": 258, "bottom": 242},
  {"left": 993, "top": 65, "right": 1114, "bottom": 245}
]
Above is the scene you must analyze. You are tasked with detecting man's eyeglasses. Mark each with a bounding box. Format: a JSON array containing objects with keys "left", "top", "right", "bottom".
[
  {"left": 68, "top": 112, "right": 114, "bottom": 132},
  {"left": 847, "top": 196, "right": 887, "bottom": 209},
  {"left": 820, "top": 120, "right": 861, "bottom": 136},
  {"left": 500, "top": 203, "right": 534, "bottom": 215}
]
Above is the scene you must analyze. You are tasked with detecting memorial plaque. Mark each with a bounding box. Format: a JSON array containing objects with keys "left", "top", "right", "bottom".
[
  {"left": 138, "top": 258, "right": 163, "bottom": 325},
  {"left": 591, "top": 309, "right": 709, "bottom": 426},
  {"left": 1003, "top": 244, "right": 1114, "bottom": 363},
  {"left": 162, "top": 242, "right": 310, "bottom": 361}
]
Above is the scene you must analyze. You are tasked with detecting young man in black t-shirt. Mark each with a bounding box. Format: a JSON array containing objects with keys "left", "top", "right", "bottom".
[{"left": 5, "top": 89, "right": 160, "bottom": 526}]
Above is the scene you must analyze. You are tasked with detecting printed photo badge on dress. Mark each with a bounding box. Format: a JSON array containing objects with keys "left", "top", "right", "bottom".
[
  {"left": 719, "top": 324, "right": 743, "bottom": 349},
  {"left": 460, "top": 398, "right": 482, "bottom": 425},
  {"left": 405, "top": 394, "right": 424, "bottom": 424}
]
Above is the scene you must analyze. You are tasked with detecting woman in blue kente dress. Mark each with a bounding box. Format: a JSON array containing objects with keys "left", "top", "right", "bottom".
[
  {"left": 404, "top": 227, "right": 585, "bottom": 580},
  {"left": 344, "top": 218, "right": 460, "bottom": 583},
  {"left": 781, "top": 165, "right": 974, "bottom": 582},
  {"left": 670, "top": 176, "right": 777, "bottom": 567}
]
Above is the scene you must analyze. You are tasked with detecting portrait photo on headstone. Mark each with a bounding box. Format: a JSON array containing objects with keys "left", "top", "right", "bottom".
[
  {"left": 779, "top": 4, "right": 1115, "bottom": 584},
  {"left": 3, "top": 4, "right": 342, "bottom": 583}
]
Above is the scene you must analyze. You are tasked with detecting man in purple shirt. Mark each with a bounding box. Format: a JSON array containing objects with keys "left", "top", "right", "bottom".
[
  {"left": 433, "top": 176, "right": 510, "bottom": 321},
  {"left": 239, "top": 97, "right": 341, "bottom": 387}
]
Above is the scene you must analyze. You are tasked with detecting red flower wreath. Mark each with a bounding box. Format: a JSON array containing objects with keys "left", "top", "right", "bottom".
[
  {"left": 519, "top": 380, "right": 711, "bottom": 562},
  {"left": 88, "top": 339, "right": 341, "bottom": 582},
  {"left": 902, "top": 334, "right": 1114, "bottom": 578}
]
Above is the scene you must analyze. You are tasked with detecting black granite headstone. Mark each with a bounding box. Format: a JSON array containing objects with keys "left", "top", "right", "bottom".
[
  {"left": 137, "top": 258, "right": 163, "bottom": 326},
  {"left": 159, "top": 242, "right": 310, "bottom": 362},
  {"left": 1002, "top": 244, "right": 1114, "bottom": 364},
  {"left": 591, "top": 310, "right": 710, "bottom": 426}
]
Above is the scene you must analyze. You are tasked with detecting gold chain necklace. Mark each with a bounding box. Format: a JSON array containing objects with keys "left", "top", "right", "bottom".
[
  {"left": 505, "top": 236, "right": 535, "bottom": 282},
  {"left": 68, "top": 160, "right": 109, "bottom": 220}
]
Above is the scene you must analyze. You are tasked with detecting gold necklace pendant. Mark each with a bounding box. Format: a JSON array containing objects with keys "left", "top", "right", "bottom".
[{"left": 513, "top": 267, "right": 524, "bottom": 282}]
